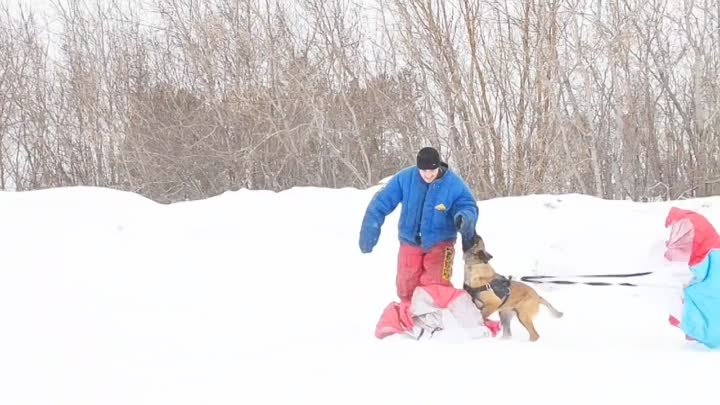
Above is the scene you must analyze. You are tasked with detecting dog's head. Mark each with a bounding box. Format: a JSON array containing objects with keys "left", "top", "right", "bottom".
[
  {"left": 464, "top": 263, "right": 496, "bottom": 289},
  {"left": 462, "top": 233, "right": 493, "bottom": 264}
]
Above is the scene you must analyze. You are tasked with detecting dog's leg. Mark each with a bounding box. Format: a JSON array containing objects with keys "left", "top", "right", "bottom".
[
  {"left": 472, "top": 297, "right": 484, "bottom": 310},
  {"left": 516, "top": 309, "right": 540, "bottom": 342},
  {"left": 499, "top": 310, "right": 514, "bottom": 339},
  {"left": 480, "top": 301, "right": 502, "bottom": 319},
  {"left": 539, "top": 297, "right": 564, "bottom": 318}
]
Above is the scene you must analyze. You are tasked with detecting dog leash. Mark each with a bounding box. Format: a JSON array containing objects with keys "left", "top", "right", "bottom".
[
  {"left": 518, "top": 271, "right": 680, "bottom": 288},
  {"left": 521, "top": 271, "right": 653, "bottom": 280}
]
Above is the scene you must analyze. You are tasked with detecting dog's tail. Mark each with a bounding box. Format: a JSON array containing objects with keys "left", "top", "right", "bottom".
[{"left": 539, "top": 296, "right": 563, "bottom": 318}]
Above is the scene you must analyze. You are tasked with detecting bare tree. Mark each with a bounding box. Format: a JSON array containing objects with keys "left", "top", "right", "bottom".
[{"left": 1, "top": 0, "right": 719, "bottom": 202}]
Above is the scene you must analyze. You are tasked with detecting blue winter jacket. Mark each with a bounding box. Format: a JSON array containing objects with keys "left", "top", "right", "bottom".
[
  {"left": 358, "top": 164, "right": 479, "bottom": 253},
  {"left": 682, "top": 250, "right": 720, "bottom": 349}
]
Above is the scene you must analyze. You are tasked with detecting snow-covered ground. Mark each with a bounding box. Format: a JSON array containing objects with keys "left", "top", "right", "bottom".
[{"left": 0, "top": 185, "right": 717, "bottom": 405}]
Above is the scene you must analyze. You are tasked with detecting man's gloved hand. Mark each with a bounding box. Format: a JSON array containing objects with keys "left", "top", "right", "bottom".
[
  {"left": 359, "top": 239, "right": 374, "bottom": 254},
  {"left": 454, "top": 215, "right": 463, "bottom": 231},
  {"left": 462, "top": 232, "right": 477, "bottom": 253},
  {"left": 359, "top": 233, "right": 378, "bottom": 254}
]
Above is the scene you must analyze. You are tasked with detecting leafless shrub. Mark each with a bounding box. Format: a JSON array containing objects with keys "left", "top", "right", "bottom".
[{"left": 1, "top": 0, "right": 718, "bottom": 202}]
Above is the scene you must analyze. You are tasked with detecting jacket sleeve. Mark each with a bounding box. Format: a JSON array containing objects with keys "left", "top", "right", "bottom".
[
  {"left": 450, "top": 178, "right": 479, "bottom": 245},
  {"left": 358, "top": 174, "right": 403, "bottom": 253},
  {"left": 689, "top": 258, "right": 711, "bottom": 285}
]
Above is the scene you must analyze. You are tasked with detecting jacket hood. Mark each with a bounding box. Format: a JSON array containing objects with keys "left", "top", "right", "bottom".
[{"left": 665, "top": 207, "right": 720, "bottom": 267}]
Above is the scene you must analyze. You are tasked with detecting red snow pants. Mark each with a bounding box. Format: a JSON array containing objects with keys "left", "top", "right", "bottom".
[{"left": 396, "top": 241, "right": 455, "bottom": 302}]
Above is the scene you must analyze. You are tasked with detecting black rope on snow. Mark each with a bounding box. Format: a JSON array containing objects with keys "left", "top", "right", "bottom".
[{"left": 520, "top": 271, "right": 652, "bottom": 287}]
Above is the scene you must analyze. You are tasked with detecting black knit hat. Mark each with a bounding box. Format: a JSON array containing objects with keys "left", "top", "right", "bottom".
[{"left": 416, "top": 147, "right": 440, "bottom": 170}]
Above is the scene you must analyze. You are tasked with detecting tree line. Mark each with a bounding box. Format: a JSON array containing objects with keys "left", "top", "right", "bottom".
[{"left": 1, "top": 0, "right": 718, "bottom": 203}]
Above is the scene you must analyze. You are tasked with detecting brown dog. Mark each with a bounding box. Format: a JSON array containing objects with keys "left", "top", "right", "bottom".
[{"left": 462, "top": 235, "right": 563, "bottom": 341}]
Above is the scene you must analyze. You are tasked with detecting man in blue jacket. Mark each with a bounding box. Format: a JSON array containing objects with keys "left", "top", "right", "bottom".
[{"left": 359, "top": 147, "right": 480, "bottom": 302}]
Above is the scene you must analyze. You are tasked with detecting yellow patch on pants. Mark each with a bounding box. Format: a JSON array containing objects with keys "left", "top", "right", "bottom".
[{"left": 442, "top": 247, "right": 454, "bottom": 281}]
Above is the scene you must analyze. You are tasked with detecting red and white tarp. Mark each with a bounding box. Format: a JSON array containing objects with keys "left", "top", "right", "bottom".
[{"left": 375, "top": 284, "right": 499, "bottom": 340}]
